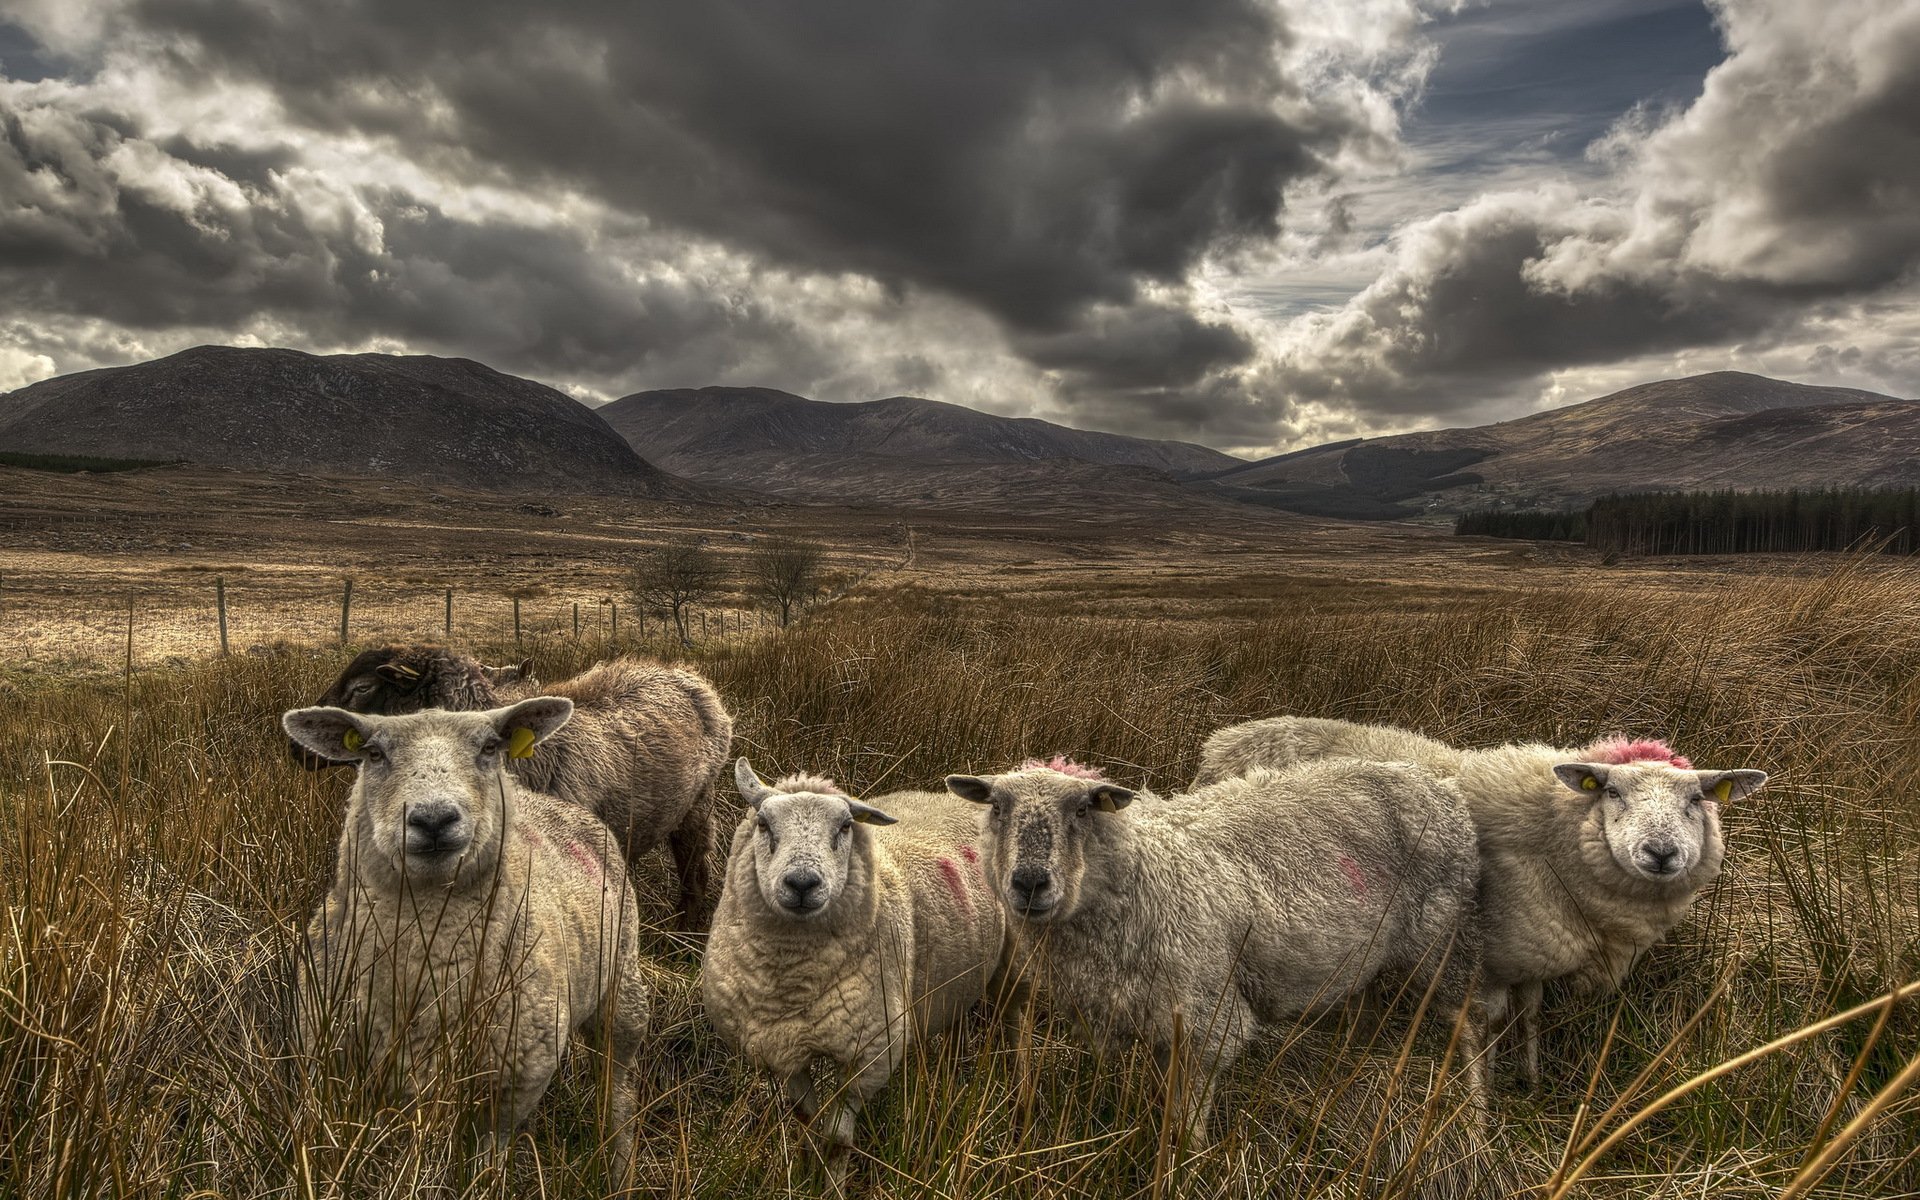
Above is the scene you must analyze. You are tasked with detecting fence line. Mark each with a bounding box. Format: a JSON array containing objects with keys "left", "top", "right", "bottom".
[{"left": 0, "top": 577, "right": 800, "bottom": 668}]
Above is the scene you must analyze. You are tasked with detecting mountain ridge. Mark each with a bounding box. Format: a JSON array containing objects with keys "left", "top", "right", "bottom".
[
  {"left": 1204, "top": 372, "right": 1920, "bottom": 518},
  {"left": 601, "top": 385, "right": 1244, "bottom": 486},
  {"left": 0, "top": 345, "right": 688, "bottom": 496}
]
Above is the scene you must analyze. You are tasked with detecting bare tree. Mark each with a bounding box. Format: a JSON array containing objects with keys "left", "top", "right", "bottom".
[
  {"left": 630, "top": 537, "right": 723, "bottom": 645},
  {"left": 749, "top": 536, "right": 823, "bottom": 628}
]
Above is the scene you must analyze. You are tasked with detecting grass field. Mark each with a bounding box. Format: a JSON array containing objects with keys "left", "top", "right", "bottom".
[{"left": 3, "top": 557, "right": 1918, "bottom": 1198}]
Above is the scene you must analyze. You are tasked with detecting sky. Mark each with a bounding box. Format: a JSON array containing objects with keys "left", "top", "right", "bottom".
[{"left": 0, "top": 0, "right": 1916, "bottom": 457}]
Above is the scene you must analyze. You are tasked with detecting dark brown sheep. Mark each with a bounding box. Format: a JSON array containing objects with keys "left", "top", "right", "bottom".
[{"left": 295, "top": 644, "right": 732, "bottom": 927}]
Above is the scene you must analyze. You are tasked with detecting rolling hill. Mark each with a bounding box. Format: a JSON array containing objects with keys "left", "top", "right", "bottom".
[
  {"left": 598, "top": 387, "right": 1244, "bottom": 503},
  {"left": 0, "top": 346, "right": 685, "bottom": 495},
  {"left": 1203, "top": 372, "right": 1920, "bottom": 519}
]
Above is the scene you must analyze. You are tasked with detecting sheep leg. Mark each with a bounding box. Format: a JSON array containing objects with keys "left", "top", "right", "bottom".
[
  {"left": 1452, "top": 993, "right": 1493, "bottom": 1127},
  {"left": 1482, "top": 984, "right": 1527, "bottom": 1090},
  {"left": 1426, "top": 944, "right": 1494, "bottom": 1120},
  {"left": 1155, "top": 1009, "right": 1243, "bottom": 1150},
  {"left": 819, "top": 1055, "right": 891, "bottom": 1193},
  {"left": 1516, "top": 979, "right": 1544, "bottom": 1089},
  {"left": 666, "top": 795, "right": 718, "bottom": 931},
  {"left": 782, "top": 1070, "right": 823, "bottom": 1121},
  {"left": 601, "top": 1019, "right": 646, "bottom": 1190},
  {"left": 1153, "top": 1040, "right": 1223, "bottom": 1150}
]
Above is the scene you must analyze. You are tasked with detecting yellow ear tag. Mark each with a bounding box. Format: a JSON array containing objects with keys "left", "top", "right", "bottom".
[
  {"left": 342, "top": 729, "right": 363, "bottom": 752},
  {"left": 1581, "top": 775, "right": 1599, "bottom": 791},
  {"left": 1713, "top": 779, "right": 1732, "bottom": 803},
  {"left": 506, "top": 727, "right": 537, "bottom": 759}
]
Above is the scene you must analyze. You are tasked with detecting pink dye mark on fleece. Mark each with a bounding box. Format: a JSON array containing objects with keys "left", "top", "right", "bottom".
[
  {"left": 936, "top": 857, "right": 971, "bottom": 912},
  {"left": 565, "top": 841, "right": 602, "bottom": 880},
  {"left": 1338, "top": 854, "right": 1369, "bottom": 899},
  {"left": 1583, "top": 738, "right": 1692, "bottom": 771},
  {"left": 958, "top": 845, "right": 979, "bottom": 865},
  {"left": 1020, "top": 755, "right": 1105, "bottom": 779}
]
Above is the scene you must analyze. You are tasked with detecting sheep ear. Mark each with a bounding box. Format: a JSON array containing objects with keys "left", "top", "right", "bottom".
[
  {"left": 1695, "top": 769, "right": 1766, "bottom": 804},
  {"left": 491, "top": 696, "right": 573, "bottom": 757},
  {"left": 375, "top": 661, "right": 421, "bottom": 685},
  {"left": 284, "top": 707, "right": 374, "bottom": 763},
  {"left": 1089, "top": 783, "right": 1135, "bottom": 812},
  {"left": 946, "top": 774, "right": 994, "bottom": 804},
  {"left": 735, "top": 758, "right": 775, "bottom": 807},
  {"left": 1553, "top": 763, "right": 1609, "bottom": 797},
  {"left": 848, "top": 799, "right": 898, "bottom": 826},
  {"left": 516, "top": 658, "right": 534, "bottom": 678}
]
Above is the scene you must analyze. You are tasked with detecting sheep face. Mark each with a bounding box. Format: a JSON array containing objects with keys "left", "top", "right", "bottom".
[
  {"left": 291, "top": 646, "right": 444, "bottom": 769},
  {"left": 284, "top": 698, "right": 574, "bottom": 885},
  {"left": 1552, "top": 761, "right": 1766, "bottom": 884},
  {"left": 732, "top": 759, "right": 897, "bottom": 920},
  {"left": 945, "top": 768, "right": 1135, "bottom": 924}
]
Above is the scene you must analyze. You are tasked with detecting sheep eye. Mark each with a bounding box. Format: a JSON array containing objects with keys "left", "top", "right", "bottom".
[
  {"left": 363, "top": 746, "right": 385, "bottom": 764},
  {"left": 479, "top": 739, "right": 501, "bottom": 758},
  {"left": 1076, "top": 801, "right": 1090, "bottom": 818},
  {"left": 1604, "top": 786, "right": 1621, "bottom": 800},
  {"left": 839, "top": 819, "right": 853, "bottom": 835}
]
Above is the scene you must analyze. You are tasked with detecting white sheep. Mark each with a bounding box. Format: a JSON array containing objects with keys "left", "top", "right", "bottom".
[
  {"left": 1194, "top": 715, "right": 1462, "bottom": 789},
  {"left": 945, "top": 757, "right": 1487, "bottom": 1145},
  {"left": 701, "top": 759, "right": 1005, "bottom": 1187},
  {"left": 284, "top": 697, "right": 651, "bottom": 1178},
  {"left": 1193, "top": 717, "right": 1767, "bottom": 1084},
  {"left": 297, "top": 644, "right": 734, "bottom": 928}
]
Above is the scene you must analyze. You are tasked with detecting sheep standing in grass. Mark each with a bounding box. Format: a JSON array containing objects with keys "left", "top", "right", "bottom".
[
  {"left": 1194, "top": 716, "right": 1462, "bottom": 789},
  {"left": 1194, "top": 717, "right": 1767, "bottom": 1084},
  {"left": 295, "top": 644, "right": 733, "bottom": 927},
  {"left": 946, "top": 757, "right": 1486, "bottom": 1145},
  {"left": 284, "top": 697, "right": 651, "bottom": 1177},
  {"left": 701, "top": 759, "right": 1005, "bottom": 1187}
]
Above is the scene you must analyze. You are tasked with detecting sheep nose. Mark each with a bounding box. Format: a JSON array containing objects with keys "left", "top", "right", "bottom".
[
  {"left": 781, "top": 870, "right": 824, "bottom": 910},
  {"left": 1641, "top": 841, "right": 1679, "bottom": 873},
  {"left": 406, "top": 805, "right": 461, "bottom": 839},
  {"left": 1009, "top": 866, "right": 1053, "bottom": 905}
]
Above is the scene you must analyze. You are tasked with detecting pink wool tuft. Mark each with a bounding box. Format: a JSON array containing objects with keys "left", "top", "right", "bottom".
[
  {"left": 1020, "top": 755, "right": 1105, "bottom": 780},
  {"left": 1582, "top": 737, "right": 1693, "bottom": 771}
]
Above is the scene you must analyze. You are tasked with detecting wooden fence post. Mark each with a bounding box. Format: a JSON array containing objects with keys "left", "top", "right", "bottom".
[
  {"left": 572, "top": 602, "right": 580, "bottom": 638},
  {"left": 444, "top": 588, "right": 453, "bottom": 637},
  {"left": 339, "top": 578, "right": 353, "bottom": 645},
  {"left": 216, "top": 576, "right": 229, "bottom": 657},
  {"left": 513, "top": 597, "right": 522, "bottom": 646},
  {"left": 700, "top": 611, "right": 707, "bottom": 639},
  {"left": 611, "top": 603, "right": 619, "bottom": 644}
]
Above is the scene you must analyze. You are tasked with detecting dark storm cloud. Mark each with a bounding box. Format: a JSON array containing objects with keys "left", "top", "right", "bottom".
[
  {"left": 126, "top": 0, "right": 1345, "bottom": 385},
  {"left": 1014, "top": 304, "right": 1255, "bottom": 391},
  {"left": 0, "top": 92, "right": 829, "bottom": 389}
]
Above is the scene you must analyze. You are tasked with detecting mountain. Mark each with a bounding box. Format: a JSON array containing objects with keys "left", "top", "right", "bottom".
[
  {"left": 0, "top": 345, "right": 683, "bottom": 495},
  {"left": 1204, "top": 373, "right": 1920, "bottom": 519},
  {"left": 599, "top": 387, "right": 1243, "bottom": 502}
]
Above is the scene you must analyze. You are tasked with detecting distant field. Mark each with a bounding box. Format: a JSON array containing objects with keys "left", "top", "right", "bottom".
[{"left": 4, "top": 526, "right": 1918, "bottom": 1197}]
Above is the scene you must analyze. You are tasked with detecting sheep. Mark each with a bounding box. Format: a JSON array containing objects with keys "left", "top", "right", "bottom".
[
  {"left": 945, "top": 757, "right": 1486, "bottom": 1146},
  {"left": 1194, "top": 715, "right": 1462, "bottom": 789},
  {"left": 479, "top": 657, "right": 538, "bottom": 694},
  {"left": 295, "top": 643, "right": 733, "bottom": 927},
  {"left": 1193, "top": 717, "right": 1768, "bottom": 1085},
  {"left": 283, "top": 697, "right": 650, "bottom": 1177},
  {"left": 701, "top": 759, "right": 1006, "bottom": 1187}
]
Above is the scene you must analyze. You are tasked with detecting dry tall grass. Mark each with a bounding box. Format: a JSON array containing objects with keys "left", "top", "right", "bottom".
[{"left": 3, "top": 559, "right": 1917, "bottom": 1198}]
